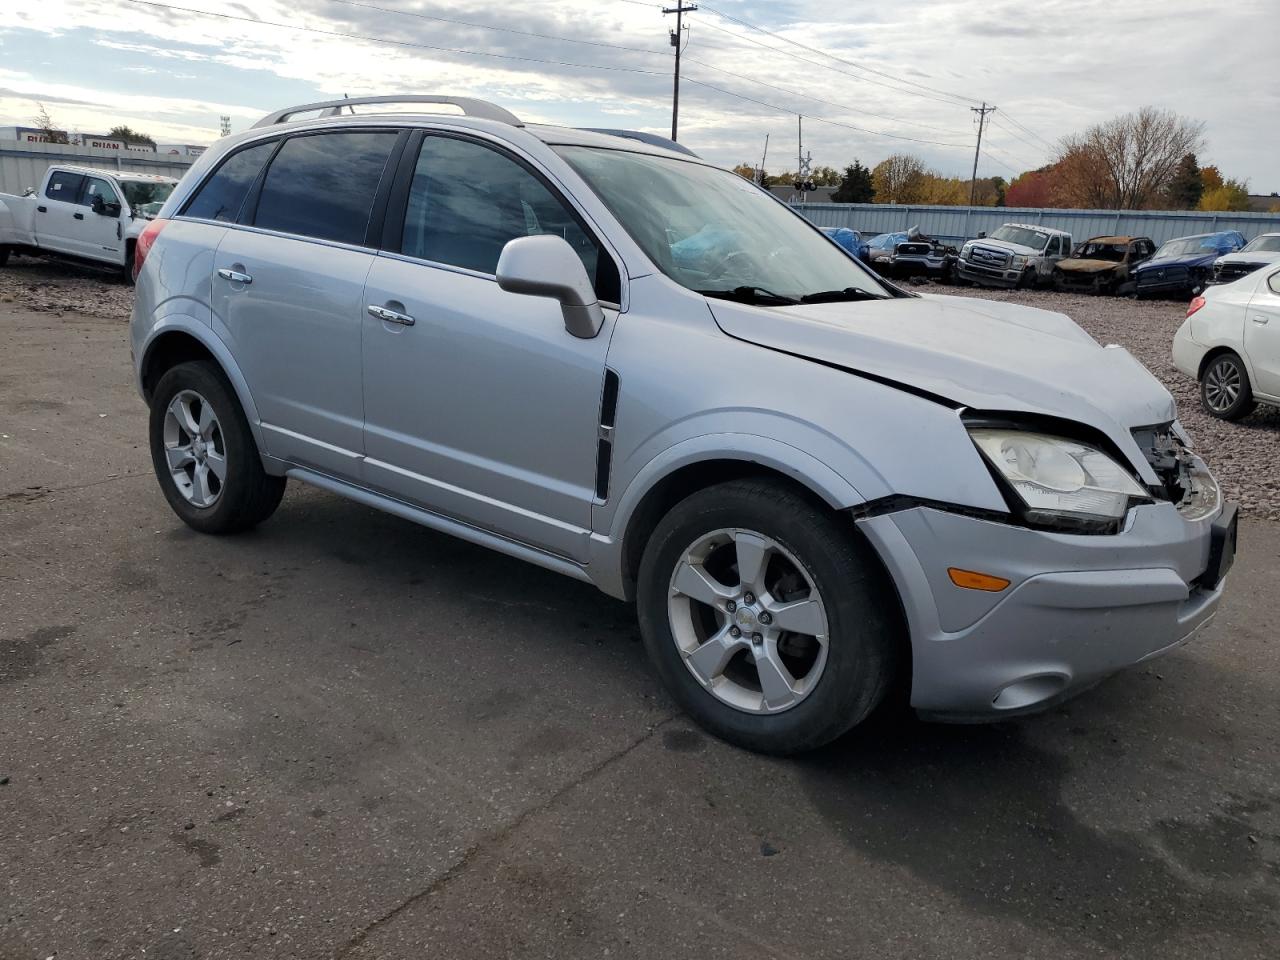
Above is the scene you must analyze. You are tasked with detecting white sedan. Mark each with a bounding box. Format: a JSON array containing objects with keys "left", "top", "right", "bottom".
[{"left": 1173, "top": 264, "right": 1280, "bottom": 419}]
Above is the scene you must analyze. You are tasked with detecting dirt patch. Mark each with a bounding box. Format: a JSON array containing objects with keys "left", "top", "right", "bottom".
[{"left": 0, "top": 255, "right": 133, "bottom": 320}]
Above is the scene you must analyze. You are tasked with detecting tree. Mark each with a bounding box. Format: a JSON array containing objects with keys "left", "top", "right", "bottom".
[
  {"left": 871, "top": 154, "right": 927, "bottom": 204},
  {"left": 109, "top": 124, "right": 156, "bottom": 147},
  {"left": 1053, "top": 107, "right": 1205, "bottom": 209},
  {"left": 1163, "top": 153, "right": 1203, "bottom": 209},
  {"left": 831, "top": 161, "right": 874, "bottom": 203},
  {"left": 1199, "top": 178, "right": 1251, "bottom": 212},
  {"left": 1200, "top": 166, "right": 1224, "bottom": 192},
  {"left": 811, "top": 165, "right": 842, "bottom": 187},
  {"left": 33, "top": 102, "right": 69, "bottom": 144},
  {"left": 971, "top": 176, "right": 1007, "bottom": 207}
]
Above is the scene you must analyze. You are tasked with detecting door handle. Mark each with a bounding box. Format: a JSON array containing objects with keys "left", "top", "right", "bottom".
[
  {"left": 216, "top": 268, "right": 253, "bottom": 284},
  {"left": 37, "top": 205, "right": 47, "bottom": 213},
  {"left": 367, "top": 304, "right": 415, "bottom": 326},
  {"left": 1253, "top": 316, "right": 1270, "bottom": 325},
  {"left": 73, "top": 212, "right": 84, "bottom": 220}
]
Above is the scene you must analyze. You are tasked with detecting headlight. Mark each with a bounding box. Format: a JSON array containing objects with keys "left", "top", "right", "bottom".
[
  {"left": 969, "top": 428, "right": 1148, "bottom": 524},
  {"left": 961, "top": 242, "right": 974, "bottom": 257},
  {"left": 1010, "top": 255, "right": 1029, "bottom": 269}
]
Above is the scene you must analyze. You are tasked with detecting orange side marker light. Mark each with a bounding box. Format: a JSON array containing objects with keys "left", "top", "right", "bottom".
[{"left": 947, "top": 568, "right": 1011, "bottom": 592}]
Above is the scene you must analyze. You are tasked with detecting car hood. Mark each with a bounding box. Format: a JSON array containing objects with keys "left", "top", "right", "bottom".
[
  {"left": 1217, "top": 250, "right": 1280, "bottom": 266},
  {"left": 971, "top": 239, "right": 1039, "bottom": 256},
  {"left": 707, "top": 293, "right": 1175, "bottom": 437},
  {"left": 1058, "top": 258, "right": 1124, "bottom": 274},
  {"left": 1136, "top": 253, "right": 1216, "bottom": 272}
]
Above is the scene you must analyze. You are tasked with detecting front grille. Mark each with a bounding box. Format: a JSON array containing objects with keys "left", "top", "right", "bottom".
[
  {"left": 1138, "top": 265, "right": 1187, "bottom": 286},
  {"left": 968, "top": 245, "right": 1010, "bottom": 269},
  {"left": 1213, "top": 261, "right": 1263, "bottom": 283}
]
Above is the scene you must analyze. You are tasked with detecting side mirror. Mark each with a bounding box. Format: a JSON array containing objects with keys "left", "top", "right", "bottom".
[
  {"left": 496, "top": 235, "right": 605, "bottom": 339},
  {"left": 91, "top": 195, "right": 121, "bottom": 217}
]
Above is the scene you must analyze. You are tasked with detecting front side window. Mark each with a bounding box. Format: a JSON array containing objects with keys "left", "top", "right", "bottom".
[
  {"left": 83, "top": 178, "right": 119, "bottom": 207},
  {"left": 556, "top": 145, "right": 890, "bottom": 301},
  {"left": 254, "top": 131, "right": 398, "bottom": 245},
  {"left": 184, "top": 140, "right": 277, "bottom": 223},
  {"left": 121, "top": 180, "right": 175, "bottom": 219},
  {"left": 1243, "top": 235, "right": 1280, "bottom": 254},
  {"left": 399, "top": 135, "right": 618, "bottom": 301},
  {"left": 45, "top": 171, "right": 84, "bottom": 203}
]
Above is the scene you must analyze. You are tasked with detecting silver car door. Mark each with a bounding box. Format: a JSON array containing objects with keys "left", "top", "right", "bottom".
[{"left": 361, "top": 132, "right": 620, "bottom": 561}]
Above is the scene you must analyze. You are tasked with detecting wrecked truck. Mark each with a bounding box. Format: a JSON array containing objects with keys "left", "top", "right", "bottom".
[{"left": 1052, "top": 235, "right": 1156, "bottom": 295}]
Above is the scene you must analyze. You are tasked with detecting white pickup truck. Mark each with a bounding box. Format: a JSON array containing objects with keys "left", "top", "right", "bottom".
[
  {"left": 0, "top": 164, "right": 178, "bottom": 281},
  {"left": 956, "top": 223, "right": 1073, "bottom": 289}
]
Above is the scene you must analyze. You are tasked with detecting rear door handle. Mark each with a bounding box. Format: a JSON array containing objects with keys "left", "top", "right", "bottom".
[
  {"left": 73, "top": 212, "right": 84, "bottom": 220},
  {"left": 217, "top": 268, "right": 253, "bottom": 284},
  {"left": 367, "top": 304, "right": 415, "bottom": 326},
  {"left": 1253, "top": 315, "right": 1270, "bottom": 325},
  {"left": 37, "top": 205, "right": 47, "bottom": 213}
]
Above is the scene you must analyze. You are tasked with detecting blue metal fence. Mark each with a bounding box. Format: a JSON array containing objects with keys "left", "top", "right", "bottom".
[{"left": 792, "top": 202, "right": 1280, "bottom": 248}]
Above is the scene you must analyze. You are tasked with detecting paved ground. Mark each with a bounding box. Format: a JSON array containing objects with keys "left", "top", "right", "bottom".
[{"left": 2, "top": 302, "right": 1279, "bottom": 959}]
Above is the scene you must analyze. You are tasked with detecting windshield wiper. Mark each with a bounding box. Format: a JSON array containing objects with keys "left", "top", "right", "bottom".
[
  {"left": 697, "top": 285, "right": 800, "bottom": 306},
  {"left": 797, "top": 287, "right": 888, "bottom": 304}
]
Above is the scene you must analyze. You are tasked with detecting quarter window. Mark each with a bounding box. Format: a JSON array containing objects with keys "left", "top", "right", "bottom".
[
  {"left": 253, "top": 131, "right": 398, "bottom": 246},
  {"left": 184, "top": 140, "right": 277, "bottom": 223},
  {"left": 400, "top": 135, "right": 619, "bottom": 302},
  {"left": 45, "top": 171, "right": 84, "bottom": 203}
]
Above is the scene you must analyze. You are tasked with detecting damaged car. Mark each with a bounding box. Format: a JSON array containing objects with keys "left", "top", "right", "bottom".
[
  {"left": 1211, "top": 232, "right": 1280, "bottom": 285},
  {"left": 1052, "top": 235, "right": 1156, "bottom": 295},
  {"left": 130, "top": 94, "right": 1236, "bottom": 755},
  {"left": 1133, "top": 231, "right": 1245, "bottom": 299}
]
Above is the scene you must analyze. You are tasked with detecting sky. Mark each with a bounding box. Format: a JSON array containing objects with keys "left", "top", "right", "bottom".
[{"left": 1, "top": 0, "right": 1275, "bottom": 190}]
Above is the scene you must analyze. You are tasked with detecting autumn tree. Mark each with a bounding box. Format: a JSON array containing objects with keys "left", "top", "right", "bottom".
[
  {"left": 831, "top": 161, "right": 874, "bottom": 203},
  {"left": 1163, "top": 154, "right": 1203, "bottom": 209},
  {"left": 811, "top": 165, "right": 842, "bottom": 187},
  {"left": 1053, "top": 107, "right": 1205, "bottom": 209},
  {"left": 731, "top": 163, "right": 758, "bottom": 181},
  {"left": 1200, "top": 177, "right": 1251, "bottom": 212},
  {"left": 872, "top": 154, "right": 927, "bottom": 204}
]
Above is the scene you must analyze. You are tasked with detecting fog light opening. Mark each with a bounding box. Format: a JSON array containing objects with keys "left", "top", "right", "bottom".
[{"left": 992, "top": 674, "right": 1069, "bottom": 711}]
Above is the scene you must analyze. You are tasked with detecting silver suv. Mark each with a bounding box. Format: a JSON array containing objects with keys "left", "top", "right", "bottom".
[{"left": 130, "top": 95, "right": 1236, "bottom": 754}]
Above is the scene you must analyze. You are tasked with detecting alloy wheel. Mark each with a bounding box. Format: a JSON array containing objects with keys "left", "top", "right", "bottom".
[
  {"left": 162, "top": 389, "right": 226, "bottom": 508},
  {"left": 1204, "top": 358, "right": 1242, "bottom": 413},
  {"left": 667, "top": 528, "right": 830, "bottom": 714}
]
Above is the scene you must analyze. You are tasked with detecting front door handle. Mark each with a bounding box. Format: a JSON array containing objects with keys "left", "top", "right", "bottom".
[
  {"left": 73, "top": 212, "right": 84, "bottom": 220},
  {"left": 367, "top": 304, "right": 415, "bottom": 326},
  {"left": 37, "top": 205, "right": 47, "bottom": 213},
  {"left": 1253, "top": 315, "right": 1270, "bottom": 325},
  {"left": 217, "top": 268, "right": 253, "bottom": 284}
]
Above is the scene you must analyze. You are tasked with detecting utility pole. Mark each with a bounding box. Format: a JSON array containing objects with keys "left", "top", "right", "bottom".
[
  {"left": 969, "top": 102, "right": 996, "bottom": 206},
  {"left": 756, "top": 133, "right": 769, "bottom": 186},
  {"left": 663, "top": 3, "right": 697, "bottom": 141},
  {"left": 796, "top": 115, "right": 812, "bottom": 203}
]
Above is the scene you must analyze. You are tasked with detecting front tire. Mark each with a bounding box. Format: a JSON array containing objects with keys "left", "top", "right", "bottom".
[
  {"left": 637, "top": 479, "right": 899, "bottom": 755},
  {"left": 1200, "top": 351, "right": 1257, "bottom": 421},
  {"left": 0, "top": 245, "right": 10, "bottom": 268},
  {"left": 148, "top": 361, "right": 286, "bottom": 533}
]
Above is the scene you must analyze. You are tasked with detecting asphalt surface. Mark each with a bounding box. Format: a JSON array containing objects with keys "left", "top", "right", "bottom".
[{"left": 2, "top": 302, "right": 1278, "bottom": 959}]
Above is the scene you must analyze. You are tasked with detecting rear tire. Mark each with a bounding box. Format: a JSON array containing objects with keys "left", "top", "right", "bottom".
[
  {"left": 149, "top": 361, "right": 286, "bottom": 533},
  {"left": 1200, "top": 351, "right": 1257, "bottom": 421},
  {"left": 0, "top": 245, "right": 9, "bottom": 268},
  {"left": 122, "top": 244, "right": 135, "bottom": 285},
  {"left": 637, "top": 479, "right": 900, "bottom": 755}
]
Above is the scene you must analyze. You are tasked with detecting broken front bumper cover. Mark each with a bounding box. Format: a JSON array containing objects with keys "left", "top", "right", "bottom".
[{"left": 857, "top": 498, "right": 1231, "bottom": 721}]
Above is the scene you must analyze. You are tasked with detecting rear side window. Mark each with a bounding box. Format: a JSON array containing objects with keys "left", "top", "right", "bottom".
[
  {"left": 184, "top": 141, "right": 276, "bottom": 223},
  {"left": 400, "top": 135, "right": 619, "bottom": 301},
  {"left": 45, "top": 171, "right": 84, "bottom": 202},
  {"left": 253, "top": 132, "right": 398, "bottom": 246}
]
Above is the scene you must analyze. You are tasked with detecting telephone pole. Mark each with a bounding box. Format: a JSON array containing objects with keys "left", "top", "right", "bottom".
[
  {"left": 969, "top": 102, "right": 996, "bottom": 206},
  {"left": 663, "top": 3, "right": 696, "bottom": 141}
]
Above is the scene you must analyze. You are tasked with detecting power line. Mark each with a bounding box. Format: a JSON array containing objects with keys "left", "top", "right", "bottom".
[
  {"left": 996, "top": 110, "right": 1058, "bottom": 152},
  {"left": 697, "top": 2, "right": 983, "bottom": 107},
  {"left": 987, "top": 116, "right": 1049, "bottom": 157}
]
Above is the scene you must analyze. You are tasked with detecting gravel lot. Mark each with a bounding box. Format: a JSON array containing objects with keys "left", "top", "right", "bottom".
[{"left": 4, "top": 254, "right": 1277, "bottom": 517}]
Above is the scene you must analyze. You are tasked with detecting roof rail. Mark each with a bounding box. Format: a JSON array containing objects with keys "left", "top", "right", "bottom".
[
  {"left": 581, "top": 128, "right": 700, "bottom": 158},
  {"left": 252, "top": 95, "right": 523, "bottom": 129}
]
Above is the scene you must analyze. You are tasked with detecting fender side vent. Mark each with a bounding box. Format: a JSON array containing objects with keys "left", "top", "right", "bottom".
[{"left": 595, "top": 369, "right": 620, "bottom": 500}]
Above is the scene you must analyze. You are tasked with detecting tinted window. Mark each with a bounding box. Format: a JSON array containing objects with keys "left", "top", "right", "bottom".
[
  {"left": 84, "top": 177, "right": 119, "bottom": 207},
  {"left": 401, "top": 136, "right": 619, "bottom": 301},
  {"left": 45, "top": 171, "right": 84, "bottom": 203},
  {"left": 254, "top": 132, "right": 397, "bottom": 245},
  {"left": 184, "top": 141, "right": 276, "bottom": 223}
]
